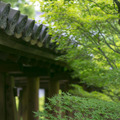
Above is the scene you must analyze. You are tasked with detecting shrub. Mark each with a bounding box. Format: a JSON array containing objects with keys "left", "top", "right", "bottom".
[
  {"left": 69, "top": 84, "right": 113, "bottom": 102},
  {"left": 35, "top": 93, "right": 120, "bottom": 120}
]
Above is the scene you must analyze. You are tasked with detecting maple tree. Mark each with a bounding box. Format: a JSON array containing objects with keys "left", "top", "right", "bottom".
[{"left": 38, "top": 0, "right": 120, "bottom": 89}]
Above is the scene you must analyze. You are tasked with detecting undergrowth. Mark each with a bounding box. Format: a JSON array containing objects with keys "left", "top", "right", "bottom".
[{"left": 35, "top": 93, "right": 120, "bottom": 120}]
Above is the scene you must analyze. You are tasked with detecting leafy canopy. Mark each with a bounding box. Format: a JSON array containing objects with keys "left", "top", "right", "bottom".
[
  {"left": 1, "top": 0, "right": 35, "bottom": 18},
  {"left": 39, "top": 0, "right": 120, "bottom": 88}
]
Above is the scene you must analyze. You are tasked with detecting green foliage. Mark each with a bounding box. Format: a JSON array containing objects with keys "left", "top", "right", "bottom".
[
  {"left": 68, "top": 84, "right": 120, "bottom": 102},
  {"left": 103, "top": 85, "right": 120, "bottom": 102},
  {"left": 17, "top": 1, "right": 35, "bottom": 18},
  {"left": 39, "top": 0, "right": 120, "bottom": 88},
  {"left": 1, "top": 0, "right": 35, "bottom": 18},
  {"left": 35, "top": 93, "right": 120, "bottom": 120},
  {"left": 1, "top": 0, "right": 17, "bottom": 6},
  {"left": 39, "top": 97, "right": 45, "bottom": 111},
  {"left": 69, "top": 84, "right": 113, "bottom": 102}
]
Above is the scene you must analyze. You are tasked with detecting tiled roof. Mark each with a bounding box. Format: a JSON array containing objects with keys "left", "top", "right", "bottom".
[{"left": 0, "top": 1, "right": 54, "bottom": 50}]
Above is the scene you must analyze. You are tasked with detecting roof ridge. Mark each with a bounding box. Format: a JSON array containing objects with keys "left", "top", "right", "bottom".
[{"left": 0, "top": 1, "right": 57, "bottom": 50}]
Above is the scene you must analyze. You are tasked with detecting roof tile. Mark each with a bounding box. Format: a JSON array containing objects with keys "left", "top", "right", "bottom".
[
  {"left": 5, "top": 8, "right": 20, "bottom": 35},
  {"left": 31, "top": 24, "right": 43, "bottom": 45},
  {"left": 0, "top": 2, "right": 10, "bottom": 29},
  {"left": 0, "top": 2, "right": 58, "bottom": 51},
  {"left": 15, "top": 14, "right": 28, "bottom": 38},
  {"left": 23, "top": 18, "right": 35, "bottom": 42},
  {"left": 37, "top": 25, "right": 48, "bottom": 47}
]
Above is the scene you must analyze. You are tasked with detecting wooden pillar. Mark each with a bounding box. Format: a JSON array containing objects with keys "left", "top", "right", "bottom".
[
  {"left": 45, "top": 89, "right": 49, "bottom": 103},
  {"left": 18, "top": 90, "right": 23, "bottom": 120},
  {"left": 22, "top": 87, "right": 28, "bottom": 120},
  {"left": 27, "top": 77, "right": 40, "bottom": 120},
  {"left": 0, "top": 73, "right": 5, "bottom": 120},
  {"left": 61, "top": 82, "right": 69, "bottom": 93},
  {"left": 5, "top": 75, "right": 16, "bottom": 120},
  {"left": 49, "top": 76, "right": 59, "bottom": 98},
  {"left": 48, "top": 75, "right": 60, "bottom": 119},
  {"left": 13, "top": 80, "right": 18, "bottom": 120},
  {"left": 18, "top": 87, "right": 28, "bottom": 120}
]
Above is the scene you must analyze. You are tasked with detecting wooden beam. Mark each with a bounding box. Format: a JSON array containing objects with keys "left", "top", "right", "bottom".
[
  {"left": 11, "top": 71, "right": 69, "bottom": 80},
  {"left": 0, "top": 60, "right": 20, "bottom": 72},
  {"left": 9, "top": 67, "right": 50, "bottom": 77},
  {"left": 0, "top": 65, "right": 20, "bottom": 72},
  {"left": 14, "top": 76, "right": 50, "bottom": 80},
  {"left": 0, "top": 73, "right": 5, "bottom": 120},
  {"left": 15, "top": 82, "right": 47, "bottom": 89},
  {"left": 0, "top": 29, "right": 57, "bottom": 60}
]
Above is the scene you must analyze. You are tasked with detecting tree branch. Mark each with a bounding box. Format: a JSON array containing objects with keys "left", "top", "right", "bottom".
[{"left": 114, "top": 0, "right": 120, "bottom": 13}]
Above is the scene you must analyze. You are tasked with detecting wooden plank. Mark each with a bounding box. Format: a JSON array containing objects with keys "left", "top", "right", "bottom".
[
  {"left": 0, "top": 29, "right": 57, "bottom": 60},
  {"left": 0, "top": 73, "right": 5, "bottom": 120}
]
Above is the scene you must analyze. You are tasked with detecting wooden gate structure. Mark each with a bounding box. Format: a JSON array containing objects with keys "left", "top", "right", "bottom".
[{"left": 0, "top": 1, "right": 79, "bottom": 120}]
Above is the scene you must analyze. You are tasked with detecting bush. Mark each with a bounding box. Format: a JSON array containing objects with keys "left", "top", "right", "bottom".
[
  {"left": 35, "top": 93, "right": 120, "bottom": 120},
  {"left": 69, "top": 84, "right": 113, "bottom": 102}
]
